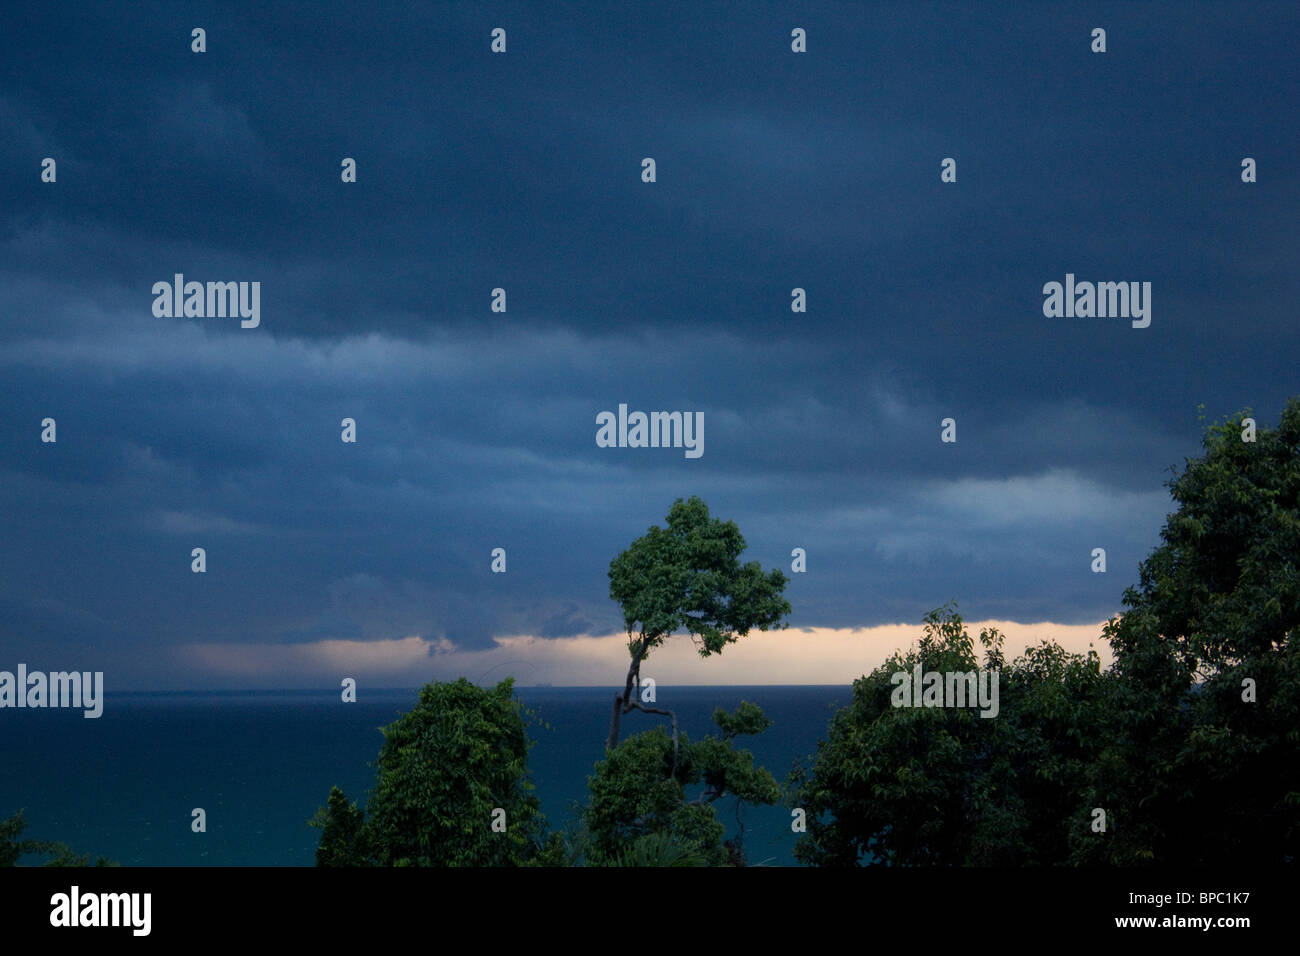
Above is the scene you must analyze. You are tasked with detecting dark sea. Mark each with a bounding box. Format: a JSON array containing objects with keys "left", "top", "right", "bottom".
[{"left": 0, "top": 685, "right": 853, "bottom": 867}]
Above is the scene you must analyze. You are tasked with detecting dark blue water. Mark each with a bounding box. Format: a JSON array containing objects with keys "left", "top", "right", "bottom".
[{"left": 0, "top": 685, "right": 852, "bottom": 866}]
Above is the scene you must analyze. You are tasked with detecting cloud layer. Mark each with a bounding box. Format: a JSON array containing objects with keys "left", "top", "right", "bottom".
[{"left": 2, "top": 2, "right": 1296, "bottom": 687}]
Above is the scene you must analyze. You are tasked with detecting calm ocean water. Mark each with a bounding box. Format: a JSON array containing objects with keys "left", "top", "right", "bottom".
[{"left": 0, "top": 685, "right": 853, "bottom": 866}]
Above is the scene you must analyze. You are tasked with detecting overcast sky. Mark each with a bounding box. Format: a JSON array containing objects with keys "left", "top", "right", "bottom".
[{"left": 2, "top": 2, "right": 1296, "bottom": 689}]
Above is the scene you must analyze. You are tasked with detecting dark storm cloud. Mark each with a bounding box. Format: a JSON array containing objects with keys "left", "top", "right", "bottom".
[{"left": 1, "top": 2, "right": 1296, "bottom": 686}]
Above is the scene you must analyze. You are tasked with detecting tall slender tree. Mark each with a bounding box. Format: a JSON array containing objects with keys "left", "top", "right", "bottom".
[{"left": 605, "top": 496, "right": 791, "bottom": 768}]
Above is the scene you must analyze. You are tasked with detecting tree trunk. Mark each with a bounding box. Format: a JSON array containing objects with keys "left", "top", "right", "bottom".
[
  {"left": 604, "top": 635, "right": 680, "bottom": 774},
  {"left": 606, "top": 638, "right": 646, "bottom": 751},
  {"left": 606, "top": 694, "right": 622, "bottom": 751}
]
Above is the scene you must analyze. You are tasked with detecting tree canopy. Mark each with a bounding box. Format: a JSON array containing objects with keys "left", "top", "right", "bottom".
[
  {"left": 1, "top": 810, "right": 117, "bottom": 867},
  {"left": 790, "top": 604, "right": 1108, "bottom": 865},
  {"left": 312, "top": 677, "right": 549, "bottom": 866},
  {"left": 792, "top": 399, "right": 1300, "bottom": 866},
  {"left": 605, "top": 496, "right": 791, "bottom": 755},
  {"left": 580, "top": 702, "right": 781, "bottom": 867},
  {"left": 1086, "top": 400, "right": 1300, "bottom": 864}
]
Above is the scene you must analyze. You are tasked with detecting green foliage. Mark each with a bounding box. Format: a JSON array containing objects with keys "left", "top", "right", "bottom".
[
  {"left": 522, "top": 831, "right": 572, "bottom": 867},
  {"left": 583, "top": 704, "right": 780, "bottom": 866},
  {"left": 608, "top": 496, "right": 791, "bottom": 660},
  {"left": 1087, "top": 400, "right": 1300, "bottom": 864},
  {"left": 312, "top": 677, "right": 550, "bottom": 866},
  {"left": 791, "top": 603, "right": 1106, "bottom": 866},
  {"left": 611, "top": 831, "right": 710, "bottom": 867},
  {"left": 0, "top": 811, "right": 26, "bottom": 868},
  {"left": 310, "top": 787, "right": 368, "bottom": 867},
  {"left": 793, "top": 399, "right": 1300, "bottom": 867},
  {"left": 0, "top": 810, "right": 117, "bottom": 867},
  {"left": 604, "top": 497, "right": 792, "bottom": 760},
  {"left": 713, "top": 700, "right": 773, "bottom": 738}
]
